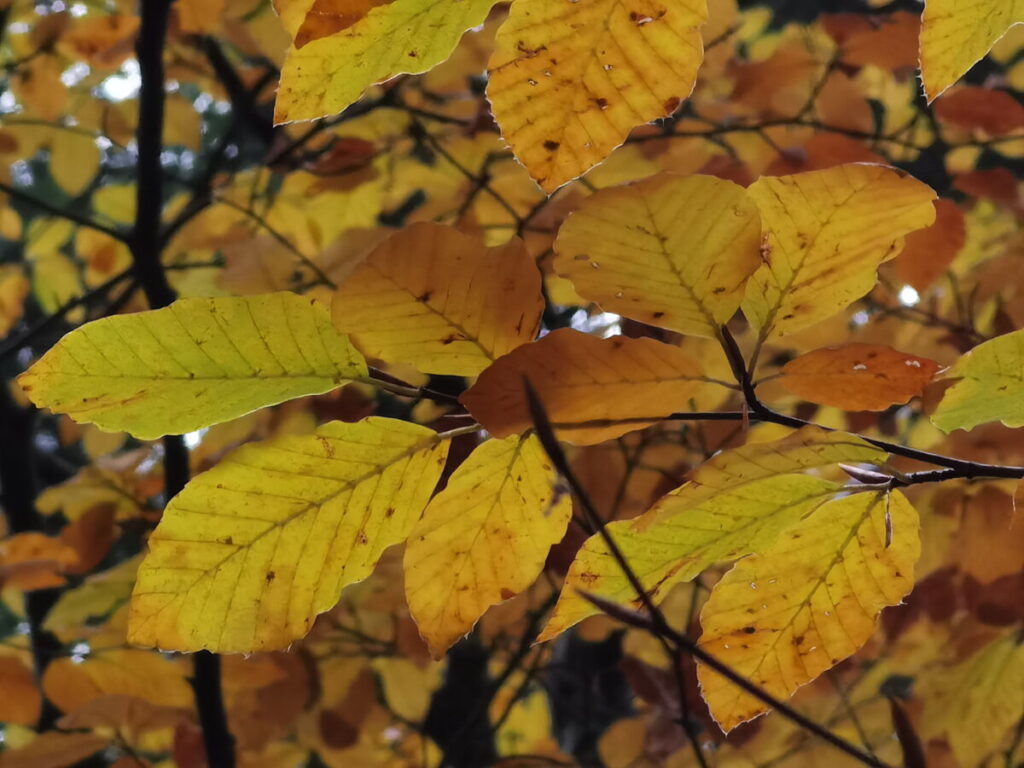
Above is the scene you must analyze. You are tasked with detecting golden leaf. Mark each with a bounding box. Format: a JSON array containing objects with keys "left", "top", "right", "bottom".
[
  {"left": 697, "top": 491, "right": 919, "bottom": 731},
  {"left": 129, "top": 417, "right": 449, "bottom": 652},
  {"left": 486, "top": 0, "right": 707, "bottom": 191},
  {"left": 741, "top": 164, "right": 936, "bottom": 339},
  {"left": 553, "top": 174, "right": 761, "bottom": 338},
  {"left": 18, "top": 293, "right": 367, "bottom": 440},
  {"left": 405, "top": 434, "right": 571, "bottom": 657},
  {"left": 932, "top": 329, "right": 1024, "bottom": 432},
  {"left": 333, "top": 223, "right": 543, "bottom": 376}
]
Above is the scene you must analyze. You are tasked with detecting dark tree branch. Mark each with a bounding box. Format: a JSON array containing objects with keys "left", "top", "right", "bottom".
[{"left": 132, "top": 1, "right": 235, "bottom": 765}]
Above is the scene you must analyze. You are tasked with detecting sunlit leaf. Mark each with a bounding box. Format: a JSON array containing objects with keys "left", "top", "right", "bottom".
[
  {"left": 553, "top": 174, "right": 761, "bottom": 338},
  {"left": 932, "top": 329, "right": 1024, "bottom": 432},
  {"left": 18, "top": 292, "right": 367, "bottom": 440},
  {"left": 486, "top": 0, "right": 707, "bottom": 191},
  {"left": 919, "top": 0, "right": 1024, "bottom": 101},
  {"left": 539, "top": 427, "right": 885, "bottom": 640},
  {"left": 274, "top": 0, "right": 500, "bottom": 123},
  {"left": 697, "top": 491, "right": 920, "bottom": 731},
  {"left": 333, "top": 222, "right": 543, "bottom": 376},
  {"left": 741, "top": 164, "right": 936, "bottom": 339},
  {"left": 405, "top": 434, "right": 571, "bottom": 657},
  {"left": 129, "top": 417, "right": 449, "bottom": 652}
]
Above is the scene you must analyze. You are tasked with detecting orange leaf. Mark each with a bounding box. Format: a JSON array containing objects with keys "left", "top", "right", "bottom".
[
  {"left": 0, "top": 655, "right": 42, "bottom": 726},
  {"left": 460, "top": 329, "right": 718, "bottom": 445},
  {"left": 894, "top": 199, "right": 966, "bottom": 291},
  {"left": 779, "top": 343, "right": 939, "bottom": 411}
]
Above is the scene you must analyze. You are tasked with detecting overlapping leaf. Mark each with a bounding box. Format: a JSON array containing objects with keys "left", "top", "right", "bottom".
[
  {"left": 405, "top": 434, "right": 571, "bottom": 657},
  {"left": 932, "top": 329, "right": 1024, "bottom": 431},
  {"left": 780, "top": 344, "right": 939, "bottom": 411},
  {"left": 553, "top": 174, "right": 761, "bottom": 338},
  {"left": 697, "top": 491, "right": 919, "bottom": 731},
  {"left": 460, "top": 328, "right": 716, "bottom": 444},
  {"left": 274, "top": 0, "right": 500, "bottom": 123},
  {"left": 741, "top": 164, "right": 936, "bottom": 339},
  {"left": 919, "top": 0, "right": 1024, "bottom": 101},
  {"left": 486, "top": 0, "right": 707, "bottom": 191},
  {"left": 539, "top": 427, "right": 885, "bottom": 640},
  {"left": 129, "top": 417, "right": 449, "bottom": 652},
  {"left": 332, "top": 222, "right": 543, "bottom": 376},
  {"left": 18, "top": 293, "right": 366, "bottom": 440}
]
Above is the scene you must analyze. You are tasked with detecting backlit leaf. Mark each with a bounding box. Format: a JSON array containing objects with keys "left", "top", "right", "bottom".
[
  {"left": 128, "top": 417, "right": 449, "bottom": 652},
  {"left": 460, "top": 328, "right": 716, "bottom": 445},
  {"left": 332, "top": 222, "right": 543, "bottom": 376},
  {"left": 697, "top": 491, "right": 920, "bottom": 731},
  {"left": 919, "top": 0, "right": 1024, "bottom": 101},
  {"left": 18, "top": 292, "right": 367, "bottom": 440},
  {"left": 486, "top": 0, "right": 707, "bottom": 192},
  {"left": 741, "top": 164, "right": 936, "bottom": 339},
  {"left": 274, "top": 0, "right": 500, "bottom": 123},
  {"left": 553, "top": 174, "right": 761, "bottom": 338},
  {"left": 932, "top": 329, "right": 1024, "bottom": 432},
  {"left": 780, "top": 344, "right": 939, "bottom": 411},
  {"left": 539, "top": 427, "right": 884, "bottom": 640},
  {"left": 404, "top": 434, "right": 571, "bottom": 657}
]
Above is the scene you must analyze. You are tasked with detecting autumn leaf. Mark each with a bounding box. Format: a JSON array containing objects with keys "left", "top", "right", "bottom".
[
  {"left": 129, "top": 417, "right": 449, "bottom": 652},
  {"left": 920, "top": 629, "right": 1024, "bottom": 766},
  {"left": 741, "top": 164, "right": 936, "bottom": 339},
  {"left": 0, "top": 733, "right": 108, "bottom": 768},
  {"left": 486, "top": 0, "right": 707, "bottom": 192},
  {"left": 553, "top": 174, "right": 761, "bottom": 338},
  {"left": 461, "top": 328, "right": 718, "bottom": 445},
  {"left": 332, "top": 222, "right": 543, "bottom": 376},
  {"left": 274, "top": 0, "right": 499, "bottom": 123},
  {"left": 931, "top": 329, "right": 1024, "bottom": 432},
  {"left": 404, "top": 434, "right": 571, "bottom": 657},
  {"left": 18, "top": 292, "right": 367, "bottom": 440},
  {"left": 779, "top": 344, "right": 939, "bottom": 411},
  {"left": 539, "top": 427, "right": 885, "bottom": 640},
  {"left": 919, "top": 0, "right": 1024, "bottom": 101},
  {"left": 697, "top": 491, "right": 919, "bottom": 731},
  {"left": 0, "top": 656, "right": 42, "bottom": 726},
  {"left": 893, "top": 198, "right": 966, "bottom": 291}
]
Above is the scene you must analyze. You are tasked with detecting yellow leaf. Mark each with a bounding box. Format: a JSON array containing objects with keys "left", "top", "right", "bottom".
[
  {"left": 49, "top": 131, "right": 101, "bottom": 197},
  {"left": 129, "top": 417, "right": 449, "bottom": 652},
  {"left": 461, "top": 328, "right": 717, "bottom": 445},
  {"left": 920, "top": 0, "right": 1024, "bottom": 101},
  {"left": 779, "top": 343, "right": 940, "bottom": 412},
  {"left": 486, "top": 0, "right": 707, "bottom": 192},
  {"left": 539, "top": 427, "right": 884, "bottom": 640},
  {"left": 176, "top": 0, "right": 227, "bottom": 33},
  {"left": 553, "top": 173, "right": 761, "bottom": 338},
  {"left": 405, "top": 434, "right": 571, "bottom": 657},
  {"left": 333, "top": 223, "right": 543, "bottom": 376},
  {"left": 18, "top": 292, "right": 367, "bottom": 440},
  {"left": 697, "top": 491, "right": 920, "bottom": 731},
  {"left": 0, "top": 265, "right": 30, "bottom": 337},
  {"left": 741, "top": 164, "right": 936, "bottom": 339},
  {"left": 274, "top": 0, "right": 500, "bottom": 123},
  {"left": 44, "top": 557, "right": 140, "bottom": 641},
  {"left": 43, "top": 649, "right": 193, "bottom": 712},
  {"left": 921, "top": 629, "right": 1024, "bottom": 766},
  {"left": 931, "top": 329, "right": 1024, "bottom": 432}
]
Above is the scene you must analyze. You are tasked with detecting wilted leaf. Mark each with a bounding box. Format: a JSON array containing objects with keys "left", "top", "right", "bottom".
[
  {"left": 461, "top": 329, "right": 716, "bottom": 444},
  {"left": 553, "top": 173, "right": 761, "bottom": 338},
  {"left": 919, "top": 0, "right": 1024, "bottom": 101},
  {"left": 486, "top": 0, "right": 707, "bottom": 192},
  {"left": 405, "top": 434, "right": 571, "bottom": 657},
  {"left": 697, "top": 491, "right": 919, "bottom": 731},
  {"left": 274, "top": 0, "right": 499, "bottom": 123},
  {"left": 779, "top": 343, "right": 939, "bottom": 411},
  {"left": 932, "top": 329, "right": 1024, "bottom": 431},
  {"left": 742, "top": 164, "right": 936, "bottom": 339},
  {"left": 129, "top": 417, "right": 448, "bottom": 652},
  {"left": 333, "top": 223, "right": 543, "bottom": 376},
  {"left": 18, "top": 292, "right": 367, "bottom": 440},
  {"left": 539, "top": 427, "right": 885, "bottom": 640}
]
